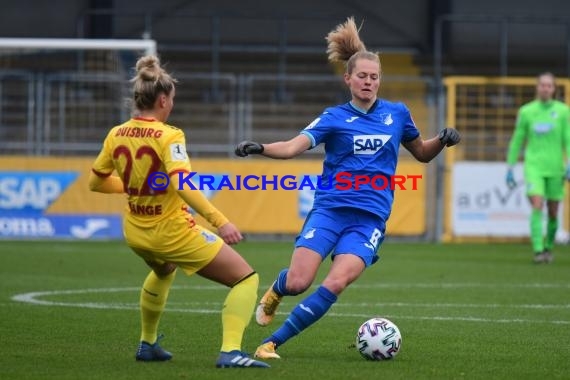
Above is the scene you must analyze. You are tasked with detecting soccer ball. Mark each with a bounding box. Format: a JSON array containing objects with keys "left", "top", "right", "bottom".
[{"left": 356, "top": 317, "right": 402, "bottom": 360}]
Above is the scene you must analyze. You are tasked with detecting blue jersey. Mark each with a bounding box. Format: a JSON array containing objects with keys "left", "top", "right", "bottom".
[{"left": 301, "top": 99, "right": 420, "bottom": 222}]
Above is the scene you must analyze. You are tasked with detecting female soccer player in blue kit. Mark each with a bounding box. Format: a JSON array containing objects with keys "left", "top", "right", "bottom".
[{"left": 235, "top": 17, "right": 461, "bottom": 359}]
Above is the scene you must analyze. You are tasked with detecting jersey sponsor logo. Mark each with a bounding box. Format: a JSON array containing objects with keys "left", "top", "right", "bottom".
[
  {"left": 345, "top": 116, "right": 359, "bottom": 123},
  {"left": 170, "top": 143, "right": 188, "bottom": 161},
  {"left": 533, "top": 122, "right": 553, "bottom": 134},
  {"left": 353, "top": 134, "right": 392, "bottom": 155}
]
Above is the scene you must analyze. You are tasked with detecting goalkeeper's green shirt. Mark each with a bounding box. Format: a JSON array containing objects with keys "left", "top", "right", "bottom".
[{"left": 507, "top": 99, "right": 570, "bottom": 177}]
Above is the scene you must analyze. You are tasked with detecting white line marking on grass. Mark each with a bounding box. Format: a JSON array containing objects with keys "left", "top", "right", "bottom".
[
  {"left": 332, "top": 302, "right": 570, "bottom": 310},
  {"left": 11, "top": 287, "right": 141, "bottom": 304},
  {"left": 326, "top": 312, "right": 570, "bottom": 325},
  {"left": 9, "top": 287, "right": 570, "bottom": 326},
  {"left": 163, "top": 301, "right": 570, "bottom": 310},
  {"left": 349, "top": 283, "right": 570, "bottom": 289}
]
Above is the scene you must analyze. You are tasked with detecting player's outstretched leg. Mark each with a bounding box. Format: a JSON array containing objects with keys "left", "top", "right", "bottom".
[
  {"left": 255, "top": 285, "right": 338, "bottom": 359},
  {"left": 254, "top": 342, "right": 280, "bottom": 359}
]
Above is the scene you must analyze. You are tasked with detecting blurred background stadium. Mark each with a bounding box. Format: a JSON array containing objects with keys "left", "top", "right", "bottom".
[{"left": 2, "top": 0, "right": 570, "bottom": 242}]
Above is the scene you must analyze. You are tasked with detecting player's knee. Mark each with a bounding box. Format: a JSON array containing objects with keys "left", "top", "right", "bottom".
[
  {"left": 322, "top": 278, "right": 349, "bottom": 295},
  {"left": 153, "top": 262, "right": 177, "bottom": 278},
  {"left": 285, "top": 273, "right": 312, "bottom": 295},
  {"left": 233, "top": 271, "right": 258, "bottom": 287}
]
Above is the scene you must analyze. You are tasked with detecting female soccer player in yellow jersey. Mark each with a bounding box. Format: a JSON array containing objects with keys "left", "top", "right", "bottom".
[{"left": 88, "top": 55, "right": 269, "bottom": 368}]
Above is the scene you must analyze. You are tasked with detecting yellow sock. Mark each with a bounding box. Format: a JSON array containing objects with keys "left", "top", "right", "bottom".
[
  {"left": 220, "top": 272, "right": 259, "bottom": 352},
  {"left": 140, "top": 269, "right": 176, "bottom": 343}
]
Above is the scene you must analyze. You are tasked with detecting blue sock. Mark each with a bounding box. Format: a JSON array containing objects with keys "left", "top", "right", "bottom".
[
  {"left": 263, "top": 285, "right": 337, "bottom": 347},
  {"left": 272, "top": 269, "right": 290, "bottom": 296}
]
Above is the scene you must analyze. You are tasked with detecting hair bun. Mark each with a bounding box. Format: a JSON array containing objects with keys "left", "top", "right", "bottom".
[{"left": 135, "top": 55, "right": 162, "bottom": 81}]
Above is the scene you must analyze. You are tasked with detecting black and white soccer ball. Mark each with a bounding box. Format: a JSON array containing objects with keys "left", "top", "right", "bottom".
[{"left": 356, "top": 317, "right": 402, "bottom": 360}]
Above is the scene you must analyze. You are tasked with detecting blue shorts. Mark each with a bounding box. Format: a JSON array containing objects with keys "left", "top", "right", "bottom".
[{"left": 295, "top": 208, "right": 386, "bottom": 267}]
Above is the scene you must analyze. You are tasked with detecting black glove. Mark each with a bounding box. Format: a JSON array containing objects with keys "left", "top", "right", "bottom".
[
  {"left": 235, "top": 141, "right": 264, "bottom": 157},
  {"left": 438, "top": 128, "right": 461, "bottom": 147}
]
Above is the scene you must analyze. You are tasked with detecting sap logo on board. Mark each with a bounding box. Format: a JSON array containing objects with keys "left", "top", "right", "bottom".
[{"left": 0, "top": 172, "right": 78, "bottom": 212}]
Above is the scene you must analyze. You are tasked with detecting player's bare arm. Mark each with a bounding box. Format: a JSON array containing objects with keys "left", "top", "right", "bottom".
[
  {"left": 402, "top": 128, "right": 460, "bottom": 163},
  {"left": 236, "top": 134, "right": 311, "bottom": 159}
]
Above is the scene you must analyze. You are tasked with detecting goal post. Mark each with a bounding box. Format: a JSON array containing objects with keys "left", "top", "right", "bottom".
[
  {"left": 0, "top": 38, "right": 156, "bottom": 55},
  {"left": 0, "top": 37, "right": 158, "bottom": 156}
]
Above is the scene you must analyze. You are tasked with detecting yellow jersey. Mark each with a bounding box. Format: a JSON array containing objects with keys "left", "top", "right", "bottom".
[{"left": 91, "top": 117, "right": 192, "bottom": 227}]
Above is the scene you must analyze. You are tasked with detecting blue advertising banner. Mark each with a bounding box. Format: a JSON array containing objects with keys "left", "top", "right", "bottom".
[{"left": 0, "top": 171, "right": 122, "bottom": 239}]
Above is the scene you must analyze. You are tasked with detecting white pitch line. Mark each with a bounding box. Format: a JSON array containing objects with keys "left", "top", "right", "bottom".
[
  {"left": 325, "top": 312, "right": 570, "bottom": 325},
  {"left": 162, "top": 301, "right": 570, "bottom": 310},
  {"left": 348, "top": 283, "right": 570, "bottom": 289},
  {"left": 331, "top": 302, "right": 570, "bottom": 310},
  {"left": 9, "top": 287, "right": 570, "bottom": 326}
]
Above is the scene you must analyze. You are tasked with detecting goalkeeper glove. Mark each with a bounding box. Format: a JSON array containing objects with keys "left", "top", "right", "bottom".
[
  {"left": 506, "top": 168, "right": 517, "bottom": 189},
  {"left": 235, "top": 141, "right": 264, "bottom": 157},
  {"left": 438, "top": 128, "right": 461, "bottom": 147}
]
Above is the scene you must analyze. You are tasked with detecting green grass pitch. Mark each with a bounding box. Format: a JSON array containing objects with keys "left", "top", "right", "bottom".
[{"left": 1, "top": 240, "right": 569, "bottom": 379}]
